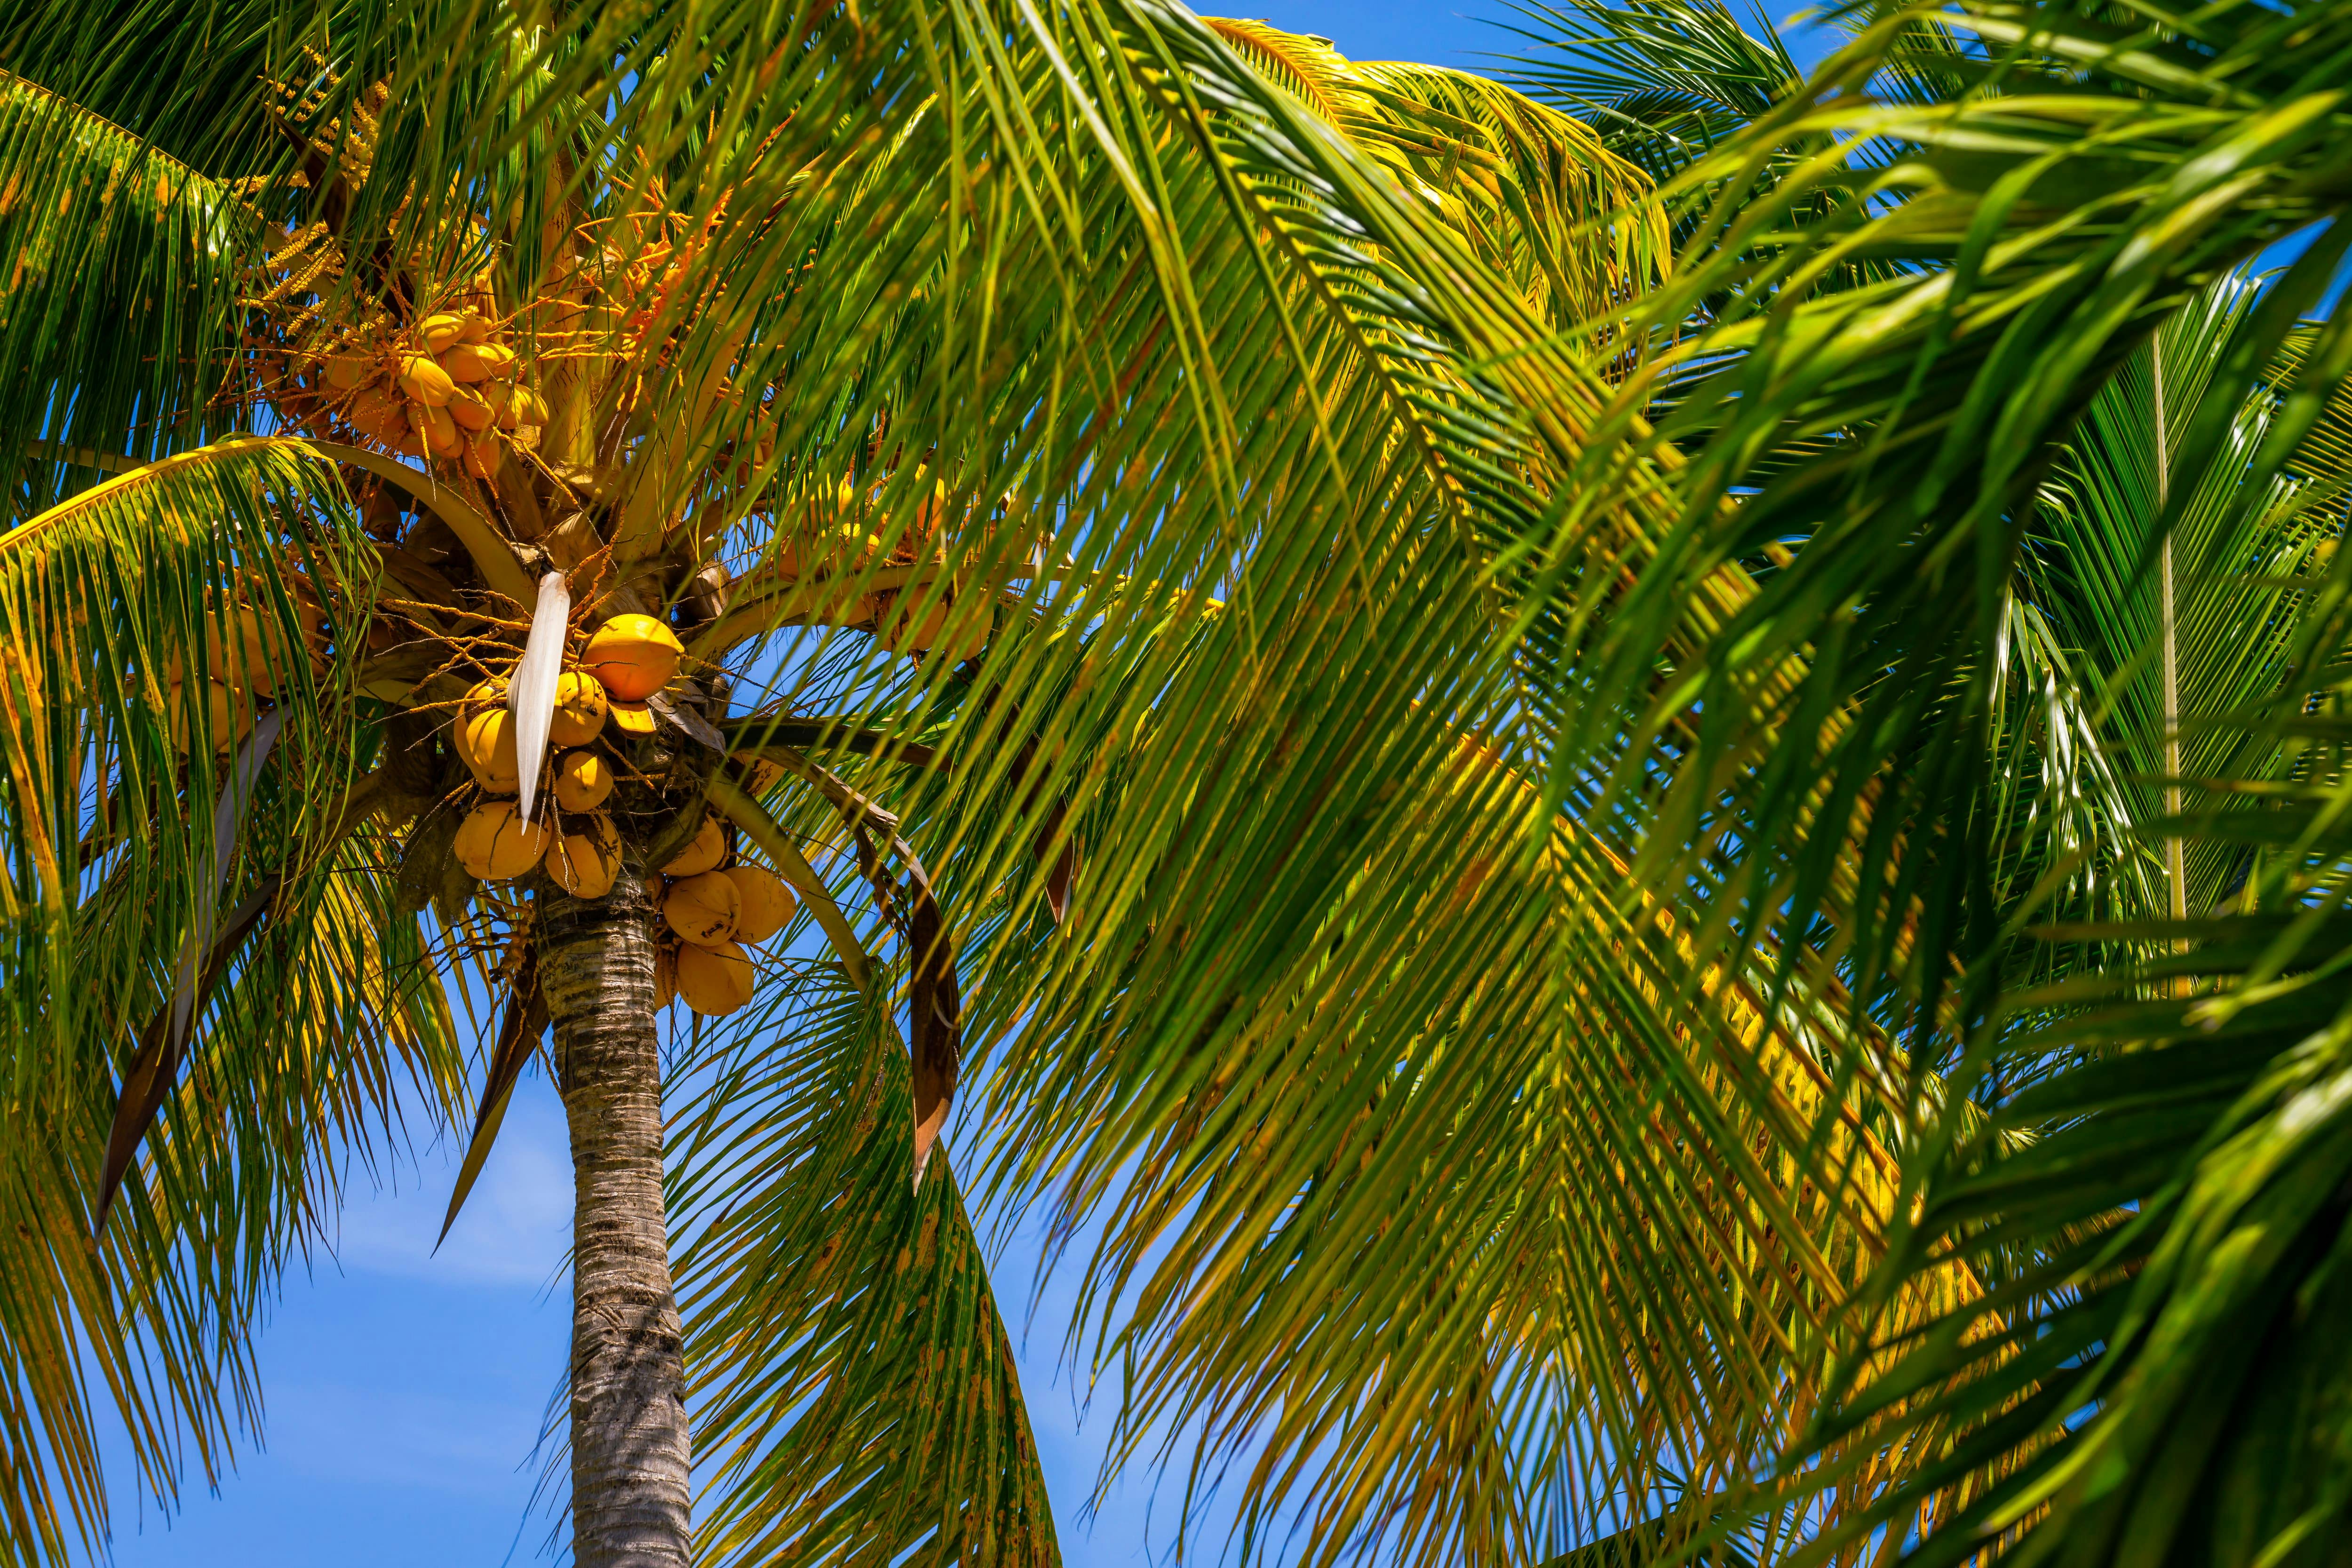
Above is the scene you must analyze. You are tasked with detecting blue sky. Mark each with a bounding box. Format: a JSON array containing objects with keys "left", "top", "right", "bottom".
[{"left": 97, "top": 5, "right": 1747, "bottom": 1564}]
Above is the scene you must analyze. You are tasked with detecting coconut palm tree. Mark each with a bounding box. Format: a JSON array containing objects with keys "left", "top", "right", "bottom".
[
  {"left": 14, "top": 0, "right": 2347, "bottom": 1560},
  {"left": 0, "top": 4, "right": 1960, "bottom": 1567}
]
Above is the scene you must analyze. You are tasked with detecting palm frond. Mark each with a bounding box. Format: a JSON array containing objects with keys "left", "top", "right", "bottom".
[
  {"left": 0, "top": 434, "right": 464, "bottom": 1563},
  {"left": 670, "top": 916, "right": 1056, "bottom": 1567}
]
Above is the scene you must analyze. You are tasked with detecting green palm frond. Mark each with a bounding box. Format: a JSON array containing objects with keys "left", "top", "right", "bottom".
[
  {"left": 1503, "top": 0, "right": 1806, "bottom": 182},
  {"left": 0, "top": 434, "right": 462, "bottom": 1562},
  {"left": 0, "top": 70, "right": 249, "bottom": 488},
  {"left": 2029, "top": 272, "right": 2336, "bottom": 920},
  {"left": 1539, "top": 0, "right": 2352, "bottom": 1555},
  {"left": 672, "top": 967, "right": 1055, "bottom": 1568},
  {"left": 1524, "top": 0, "right": 2352, "bottom": 1045},
  {"left": 1792, "top": 621, "right": 2352, "bottom": 1567}
]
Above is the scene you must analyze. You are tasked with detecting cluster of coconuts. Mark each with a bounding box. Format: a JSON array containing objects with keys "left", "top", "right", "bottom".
[
  {"left": 165, "top": 572, "right": 333, "bottom": 754},
  {"left": 644, "top": 810, "right": 796, "bottom": 1019},
  {"left": 446, "top": 611, "right": 795, "bottom": 1018},
  {"left": 312, "top": 284, "right": 546, "bottom": 475}
]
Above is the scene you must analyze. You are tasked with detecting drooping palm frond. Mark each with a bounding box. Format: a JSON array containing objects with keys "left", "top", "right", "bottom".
[
  {"left": 1503, "top": 0, "right": 1809, "bottom": 184},
  {"left": 501, "top": 0, "right": 2019, "bottom": 1553},
  {"left": 671, "top": 961, "right": 1056, "bottom": 1568},
  {"left": 0, "top": 434, "right": 477, "bottom": 1564},
  {"left": 1789, "top": 574, "right": 2352, "bottom": 1567},
  {"left": 1508, "top": 0, "right": 2352, "bottom": 1555}
]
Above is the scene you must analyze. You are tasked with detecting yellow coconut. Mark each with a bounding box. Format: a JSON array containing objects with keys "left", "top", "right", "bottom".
[
  {"left": 411, "top": 400, "right": 461, "bottom": 458},
  {"left": 166, "top": 679, "right": 253, "bottom": 754},
  {"left": 348, "top": 385, "right": 407, "bottom": 445},
  {"left": 675, "top": 940, "right": 754, "bottom": 1016},
  {"left": 664, "top": 869, "right": 741, "bottom": 947},
  {"left": 457, "top": 799, "right": 553, "bottom": 881},
  {"left": 548, "top": 813, "right": 622, "bottom": 898},
  {"left": 443, "top": 342, "right": 516, "bottom": 383},
  {"left": 460, "top": 708, "right": 520, "bottom": 793},
  {"left": 553, "top": 749, "right": 613, "bottom": 812},
  {"left": 460, "top": 428, "right": 500, "bottom": 479},
  {"left": 608, "top": 699, "right": 656, "bottom": 736},
  {"left": 582, "top": 613, "right": 683, "bottom": 701},
  {"left": 417, "top": 313, "right": 468, "bottom": 352},
  {"left": 446, "top": 382, "right": 497, "bottom": 431},
  {"left": 397, "top": 353, "right": 456, "bottom": 406},
  {"left": 662, "top": 814, "right": 727, "bottom": 877},
  {"left": 459, "top": 311, "right": 493, "bottom": 344},
  {"left": 464, "top": 677, "right": 508, "bottom": 715},
  {"left": 452, "top": 796, "right": 497, "bottom": 870},
  {"left": 722, "top": 863, "right": 795, "bottom": 945},
  {"left": 550, "top": 671, "right": 609, "bottom": 748},
  {"left": 493, "top": 383, "right": 546, "bottom": 431},
  {"left": 324, "top": 351, "right": 373, "bottom": 391}
]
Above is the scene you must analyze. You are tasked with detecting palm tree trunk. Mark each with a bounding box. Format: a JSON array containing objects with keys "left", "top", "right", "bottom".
[{"left": 537, "top": 866, "right": 692, "bottom": 1568}]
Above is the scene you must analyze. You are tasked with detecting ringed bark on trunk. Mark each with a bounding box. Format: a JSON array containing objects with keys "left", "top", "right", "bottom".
[{"left": 538, "top": 861, "right": 692, "bottom": 1568}]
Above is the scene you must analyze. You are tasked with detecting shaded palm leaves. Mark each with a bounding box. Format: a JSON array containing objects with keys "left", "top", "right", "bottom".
[
  {"left": 1518, "top": 0, "right": 2352, "bottom": 1559},
  {"left": 0, "top": 432, "right": 460, "bottom": 1567}
]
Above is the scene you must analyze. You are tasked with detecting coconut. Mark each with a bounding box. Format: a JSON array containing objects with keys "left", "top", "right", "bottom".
[
  {"left": 417, "top": 313, "right": 468, "bottom": 352},
  {"left": 412, "top": 400, "right": 461, "bottom": 458},
  {"left": 460, "top": 429, "right": 500, "bottom": 479},
  {"left": 397, "top": 353, "right": 456, "bottom": 406},
  {"left": 608, "top": 699, "right": 656, "bottom": 736},
  {"left": 662, "top": 814, "right": 727, "bottom": 877},
  {"left": 325, "top": 352, "right": 372, "bottom": 391},
  {"left": 446, "top": 383, "right": 497, "bottom": 431},
  {"left": 460, "top": 708, "right": 520, "bottom": 793},
  {"left": 582, "top": 613, "right": 683, "bottom": 701},
  {"left": 496, "top": 384, "right": 546, "bottom": 431},
  {"left": 675, "top": 940, "right": 754, "bottom": 1016},
  {"left": 167, "top": 679, "right": 253, "bottom": 754},
  {"left": 548, "top": 813, "right": 622, "bottom": 898},
  {"left": 722, "top": 863, "right": 795, "bottom": 945},
  {"left": 664, "top": 869, "right": 741, "bottom": 947},
  {"left": 457, "top": 799, "right": 552, "bottom": 880},
  {"left": 443, "top": 342, "right": 516, "bottom": 383},
  {"left": 549, "top": 671, "right": 608, "bottom": 747},
  {"left": 553, "top": 749, "right": 613, "bottom": 812}
]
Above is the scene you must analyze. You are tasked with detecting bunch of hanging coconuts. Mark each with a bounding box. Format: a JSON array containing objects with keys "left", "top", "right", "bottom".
[
  {"left": 449, "top": 611, "right": 794, "bottom": 1018},
  {"left": 312, "top": 277, "right": 547, "bottom": 474},
  {"left": 165, "top": 561, "right": 333, "bottom": 755}
]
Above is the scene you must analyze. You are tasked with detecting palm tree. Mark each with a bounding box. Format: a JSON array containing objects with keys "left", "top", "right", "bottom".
[
  {"left": 3, "top": 5, "right": 1904, "bottom": 1566},
  {"left": 15, "top": 0, "right": 2345, "bottom": 1560}
]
